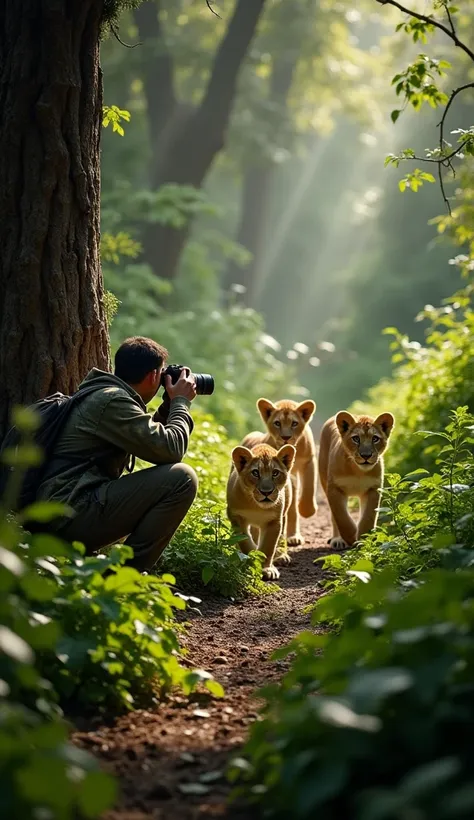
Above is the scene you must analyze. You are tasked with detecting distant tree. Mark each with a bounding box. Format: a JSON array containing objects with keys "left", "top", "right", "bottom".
[{"left": 133, "top": 0, "right": 267, "bottom": 282}]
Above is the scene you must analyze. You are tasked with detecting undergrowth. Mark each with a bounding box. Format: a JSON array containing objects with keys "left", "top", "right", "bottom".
[
  {"left": 350, "top": 285, "right": 474, "bottom": 476},
  {"left": 0, "top": 407, "right": 226, "bottom": 819}
]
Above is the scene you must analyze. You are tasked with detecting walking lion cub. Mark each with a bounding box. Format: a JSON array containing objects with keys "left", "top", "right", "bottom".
[
  {"left": 241, "top": 398, "right": 317, "bottom": 546},
  {"left": 318, "top": 411, "right": 395, "bottom": 548},
  {"left": 227, "top": 443, "right": 296, "bottom": 580}
]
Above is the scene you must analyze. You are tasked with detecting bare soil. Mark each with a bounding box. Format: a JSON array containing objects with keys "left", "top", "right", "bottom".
[{"left": 73, "top": 501, "right": 333, "bottom": 819}]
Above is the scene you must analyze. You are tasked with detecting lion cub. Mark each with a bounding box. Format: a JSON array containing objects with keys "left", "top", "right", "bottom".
[
  {"left": 241, "top": 399, "right": 317, "bottom": 546},
  {"left": 318, "top": 411, "right": 395, "bottom": 548},
  {"left": 227, "top": 443, "right": 296, "bottom": 580}
]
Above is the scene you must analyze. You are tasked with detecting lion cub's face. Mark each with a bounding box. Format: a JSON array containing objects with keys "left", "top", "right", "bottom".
[
  {"left": 336, "top": 411, "right": 395, "bottom": 470},
  {"left": 257, "top": 398, "right": 316, "bottom": 448},
  {"left": 231, "top": 443, "right": 296, "bottom": 506}
]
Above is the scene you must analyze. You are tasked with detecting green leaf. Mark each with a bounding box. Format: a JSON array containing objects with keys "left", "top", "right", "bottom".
[
  {"left": 205, "top": 679, "right": 225, "bottom": 698},
  {"left": 391, "top": 109, "right": 401, "bottom": 123},
  {"left": 160, "top": 573, "right": 176, "bottom": 585},
  {"left": 202, "top": 565, "right": 215, "bottom": 584},
  {"left": 57, "top": 636, "right": 97, "bottom": 667},
  {"left": 77, "top": 771, "right": 117, "bottom": 818},
  {"left": 0, "top": 626, "right": 34, "bottom": 663},
  {"left": 20, "top": 572, "right": 57, "bottom": 601},
  {"left": 401, "top": 469, "right": 431, "bottom": 482},
  {"left": 21, "top": 501, "right": 73, "bottom": 523}
]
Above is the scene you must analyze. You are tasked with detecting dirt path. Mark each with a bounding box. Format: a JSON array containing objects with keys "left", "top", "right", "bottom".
[{"left": 74, "top": 501, "right": 333, "bottom": 820}]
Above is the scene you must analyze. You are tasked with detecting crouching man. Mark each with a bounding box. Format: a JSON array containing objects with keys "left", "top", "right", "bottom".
[{"left": 38, "top": 336, "right": 198, "bottom": 571}]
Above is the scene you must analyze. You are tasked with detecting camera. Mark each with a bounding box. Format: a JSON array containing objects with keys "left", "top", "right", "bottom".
[{"left": 160, "top": 364, "right": 214, "bottom": 396}]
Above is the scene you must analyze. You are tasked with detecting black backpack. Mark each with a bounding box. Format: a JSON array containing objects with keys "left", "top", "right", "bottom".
[{"left": 0, "top": 386, "right": 100, "bottom": 512}]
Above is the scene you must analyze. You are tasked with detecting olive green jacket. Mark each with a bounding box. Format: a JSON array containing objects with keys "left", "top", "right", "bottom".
[{"left": 38, "top": 368, "right": 194, "bottom": 511}]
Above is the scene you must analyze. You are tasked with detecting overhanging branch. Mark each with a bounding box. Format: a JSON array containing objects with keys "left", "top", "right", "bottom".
[
  {"left": 375, "top": 0, "right": 474, "bottom": 62},
  {"left": 377, "top": 0, "right": 474, "bottom": 212}
]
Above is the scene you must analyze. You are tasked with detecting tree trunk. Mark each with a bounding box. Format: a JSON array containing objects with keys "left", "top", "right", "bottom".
[
  {"left": 137, "top": 0, "right": 267, "bottom": 282},
  {"left": 224, "top": 50, "right": 298, "bottom": 305},
  {"left": 225, "top": 164, "right": 273, "bottom": 303},
  {"left": 0, "top": 1, "right": 110, "bottom": 443}
]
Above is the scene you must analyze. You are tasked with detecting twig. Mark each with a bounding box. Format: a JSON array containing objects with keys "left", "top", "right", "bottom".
[
  {"left": 378, "top": 0, "right": 474, "bottom": 212},
  {"left": 376, "top": 0, "right": 474, "bottom": 62},
  {"left": 206, "top": 0, "right": 221, "bottom": 18},
  {"left": 445, "top": 4, "right": 456, "bottom": 38},
  {"left": 404, "top": 141, "right": 471, "bottom": 166},
  {"left": 437, "top": 82, "right": 474, "bottom": 212},
  {"left": 111, "top": 23, "right": 142, "bottom": 48},
  {"left": 439, "top": 82, "right": 474, "bottom": 151},
  {"left": 438, "top": 160, "right": 450, "bottom": 214}
]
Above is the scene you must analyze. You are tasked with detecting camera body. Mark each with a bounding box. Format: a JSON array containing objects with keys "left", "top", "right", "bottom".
[{"left": 160, "top": 364, "right": 214, "bottom": 396}]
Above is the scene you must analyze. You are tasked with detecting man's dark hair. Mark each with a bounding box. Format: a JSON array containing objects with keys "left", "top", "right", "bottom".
[{"left": 114, "top": 337, "right": 169, "bottom": 384}]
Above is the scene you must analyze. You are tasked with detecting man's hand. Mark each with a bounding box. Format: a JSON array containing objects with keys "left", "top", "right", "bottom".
[{"left": 165, "top": 368, "right": 197, "bottom": 403}]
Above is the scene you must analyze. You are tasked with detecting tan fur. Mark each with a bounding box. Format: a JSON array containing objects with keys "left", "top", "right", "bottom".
[
  {"left": 226, "top": 442, "right": 296, "bottom": 580},
  {"left": 241, "top": 398, "right": 317, "bottom": 546},
  {"left": 318, "top": 411, "right": 395, "bottom": 549}
]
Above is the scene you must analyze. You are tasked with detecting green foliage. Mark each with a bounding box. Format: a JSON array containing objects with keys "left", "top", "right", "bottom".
[
  {"left": 320, "top": 408, "right": 474, "bottom": 586},
  {"left": 390, "top": 55, "right": 450, "bottom": 120},
  {"left": 157, "top": 408, "right": 277, "bottom": 598},
  {"left": 101, "top": 230, "right": 140, "bottom": 264},
  {"left": 397, "top": 168, "right": 436, "bottom": 193},
  {"left": 105, "top": 258, "right": 302, "bottom": 438},
  {"left": 0, "top": 482, "right": 116, "bottom": 816},
  {"left": 102, "top": 104, "right": 131, "bottom": 136},
  {"left": 232, "top": 410, "right": 474, "bottom": 819},
  {"left": 351, "top": 284, "right": 474, "bottom": 475},
  {"left": 100, "top": 178, "right": 296, "bottom": 440},
  {"left": 380, "top": 1, "right": 473, "bottom": 192},
  {"left": 34, "top": 539, "right": 225, "bottom": 711}
]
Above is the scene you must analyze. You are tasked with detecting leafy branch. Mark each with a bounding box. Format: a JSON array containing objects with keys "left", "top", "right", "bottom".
[
  {"left": 376, "top": 0, "right": 474, "bottom": 62},
  {"left": 376, "top": 0, "right": 474, "bottom": 212},
  {"left": 102, "top": 105, "right": 131, "bottom": 136}
]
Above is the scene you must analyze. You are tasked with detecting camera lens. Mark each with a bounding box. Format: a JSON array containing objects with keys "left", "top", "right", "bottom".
[{"left": 194, "top": 374, "right": 214, "bottom": 395}]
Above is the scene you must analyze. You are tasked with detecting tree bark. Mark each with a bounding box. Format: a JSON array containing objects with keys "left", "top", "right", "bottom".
[
  {"left": 225, "top": 164, "right": 273, "bottom": 303},
  {"left": 0, "top": 1, "right": 110, "bottom": 443},
  {"left": 133, "top": 0, "right": 176, "bottom": 145},
  {"left": 137, "top": 0, "right": 267, "bottom": 282}
]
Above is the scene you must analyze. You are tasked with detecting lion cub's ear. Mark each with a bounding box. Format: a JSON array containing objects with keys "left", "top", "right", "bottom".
[
  {"left": 374, "top": 412, "right": 395, "bottom": 437},
  {"left": 277, "top": 444, "right": 296, "bottom": 472},
  {"left": 297, "top": 400, "right": 316, "bottom": 423},
  {"left": 232, "top": 446, "right": 253, "bottom": 473},
  {"left": 257, "top": 398, "right": 276, "bottom": 422},
  {"left": 336, "top": 411, "right": 356, "bottom": 435}
]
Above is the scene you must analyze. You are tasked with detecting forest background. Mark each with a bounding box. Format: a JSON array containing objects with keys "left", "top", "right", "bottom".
[{"left": 100, "top": 0, "right": 473, "bottom": 438}]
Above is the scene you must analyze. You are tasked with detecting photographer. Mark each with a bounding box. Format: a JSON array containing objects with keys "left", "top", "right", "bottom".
[{"left": 38, "top": 336, "right": 199, "bottom": 571}]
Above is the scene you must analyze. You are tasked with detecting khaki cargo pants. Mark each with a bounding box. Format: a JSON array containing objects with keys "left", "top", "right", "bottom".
[{"left": 56, "top": 463, "right": 198, "bottom": 572}]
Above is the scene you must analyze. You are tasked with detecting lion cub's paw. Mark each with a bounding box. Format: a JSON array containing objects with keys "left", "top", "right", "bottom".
[
  {"left": 274, "top": 551, "right": 291, "bottom": 566},
  {"left": 262, "top": 565, "right": 280, "bottom": 581},
  {"left": 287, "top": 533, "right": 305, "bottom": 546},
  {"left": 328, "top": 536, "right": 348, "bottom": 550}
]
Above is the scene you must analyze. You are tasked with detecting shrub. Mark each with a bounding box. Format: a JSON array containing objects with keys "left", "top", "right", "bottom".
[
  {"left": 35, "top": 540, "right": 224, "bottom": 712},
  {"left": 232, "top": 567, "right": 474, "bottom": 820},
  {"left": 350, "top": 286, "right": 474, "bottom": 477},
  {"left": 319, "top": 407, "right": 474, "bottom": 588},
  {"left": 0, "top": 506, "right": 116, "bottom": 819}
]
